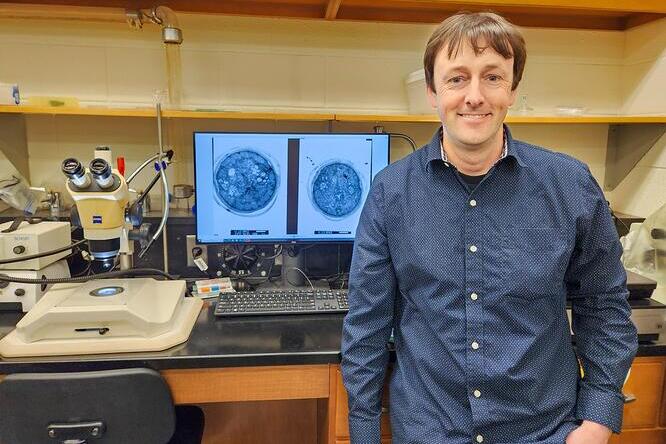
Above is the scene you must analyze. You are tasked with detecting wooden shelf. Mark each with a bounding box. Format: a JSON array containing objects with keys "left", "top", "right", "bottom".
[
  {"left": 1, "top": 105, "right": 664, "bottom": 124},
  {"left": 0, "top": 105, "right": 335, "bottom": 121},
  {"left": 0, "top": 1, "right": 664, "bottom": 30},
  {"left": 507, "top": 115, "right": 666, "bottom": 124},
  {"left": 0, "top": 105, "right": 157, "bottom": 118},
  {"left": 165, "top": 109, "right": 335, "bottom": 121},
  {"left": 337, "top": 114, "right": 666, "bottom": 124}
]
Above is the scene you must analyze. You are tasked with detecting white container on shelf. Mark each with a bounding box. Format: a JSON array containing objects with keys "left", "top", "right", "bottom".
[
  {"left": 0, "top": 83, "right": 19, "bottom": 105},
  {"left": 405, "top": 69, "right": 432, "bottom": 115}
]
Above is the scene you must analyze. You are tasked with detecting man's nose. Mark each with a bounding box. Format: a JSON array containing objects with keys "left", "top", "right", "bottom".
[{"left": 465, "top": 78, "right": 484, "bottom": 107}]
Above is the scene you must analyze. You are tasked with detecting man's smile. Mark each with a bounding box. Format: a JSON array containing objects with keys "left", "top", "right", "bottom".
[{"left": 457, "top": 113, "right": 492, "bottom": 119}]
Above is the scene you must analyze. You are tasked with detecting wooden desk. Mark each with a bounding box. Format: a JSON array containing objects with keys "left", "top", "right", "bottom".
[
  {"left": 161, "top": 364, "right": 335, "bottom": 444},
  {"left": 0, "top": 307, "right": 345, "bottom": 444},
  {"left": 3, "top": 306, "right": 666, "bottom": 444}
]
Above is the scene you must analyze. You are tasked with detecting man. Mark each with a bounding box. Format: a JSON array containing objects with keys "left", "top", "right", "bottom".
[{"left": 341, "top": 11, "right": 638, "bottom": 444}]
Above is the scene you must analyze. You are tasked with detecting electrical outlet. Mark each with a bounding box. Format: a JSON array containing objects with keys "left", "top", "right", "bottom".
[{"left": 186, "top": 235, "right": 208, "bottom": 267}]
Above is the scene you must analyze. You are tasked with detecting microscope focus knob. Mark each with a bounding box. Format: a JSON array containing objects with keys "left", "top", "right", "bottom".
[{"left": 13, "top": 245, "right": 25, "bottom": 255}]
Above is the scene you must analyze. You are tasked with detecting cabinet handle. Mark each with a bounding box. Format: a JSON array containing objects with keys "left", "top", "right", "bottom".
[{"left": 623, "top": 393, "right": 637, "bottom": 404}]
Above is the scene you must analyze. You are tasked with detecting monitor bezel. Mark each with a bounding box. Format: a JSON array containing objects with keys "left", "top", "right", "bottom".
[{"left": 192, "top": 131, "right": 391, "bottom": 245}]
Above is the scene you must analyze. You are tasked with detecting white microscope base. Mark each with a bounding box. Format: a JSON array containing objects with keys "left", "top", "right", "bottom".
[{"left": 0, "top": 297, "right": 203, "bottom": 357}]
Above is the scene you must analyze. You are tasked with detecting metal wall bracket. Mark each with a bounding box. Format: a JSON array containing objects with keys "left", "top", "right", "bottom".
[
  {"left": 0, "top": 113, "right": 29, "bottom": 179},
  {"left": 604, "top": 123, "right": 665, "bottom": 191}
]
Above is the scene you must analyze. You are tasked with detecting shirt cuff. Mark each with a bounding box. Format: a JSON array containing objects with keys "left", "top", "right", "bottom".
[
  {"left": 575, "top": 384, "right": 625, "bottom": 433},
  {"left": 348, "top": 417, "right": 382, "bottom": 444}
]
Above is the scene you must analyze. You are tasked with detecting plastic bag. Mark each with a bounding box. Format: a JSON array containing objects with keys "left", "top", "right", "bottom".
[
  {"left": 621, "top": 203, "right": 666, "bottom": 284},
  {"left": 0, "top": 175, "right": 38, "bottom": 215}
]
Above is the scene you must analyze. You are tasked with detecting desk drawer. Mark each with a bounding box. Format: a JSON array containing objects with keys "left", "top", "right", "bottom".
[
  {"left": 335, "top": 368, "right": 391, "bottom": 438},
  {"left": 622, "top": 357, "right": 665, "bottom": 429},
  {"left": 612, "top": 429, "right": 666, "bottom": 444}
]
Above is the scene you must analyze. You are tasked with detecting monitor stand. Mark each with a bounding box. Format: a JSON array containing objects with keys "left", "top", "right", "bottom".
[{"left": 280, "top": 247, "right": 306, "bottom": 287}]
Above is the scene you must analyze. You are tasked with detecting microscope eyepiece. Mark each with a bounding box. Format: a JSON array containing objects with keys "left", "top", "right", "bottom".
[
  {"left": 62, "top": 158, "right": 91, "bottom": 188},
  {"left": 90, "top": 158, "right": 114, "bottom": 189}
]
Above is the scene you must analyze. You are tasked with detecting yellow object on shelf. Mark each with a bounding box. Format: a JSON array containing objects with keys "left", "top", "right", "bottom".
[{"left": 25, "top": 96, "right": 80, "bottom": 108}]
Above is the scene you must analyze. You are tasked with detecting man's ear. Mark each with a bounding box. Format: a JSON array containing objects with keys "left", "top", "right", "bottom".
[
  {"left": 508, "top": 85, "right": 518, "bottom": 107},
  {"left": 427, "top": 85, "right": 438, "bottom": 109}
]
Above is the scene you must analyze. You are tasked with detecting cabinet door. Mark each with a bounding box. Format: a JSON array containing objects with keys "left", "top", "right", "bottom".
[
  {"left": 335, "top": 368, "right": 392, "bottom": 439},
  {"left": 621, "top": 357, "right": 665, "bottom": 429},
  {"left": 334, "top": 356, "right": 666, "bottom": 442},
  {"left": 614, "top": 429, "right": 666, "bottom": 444}
]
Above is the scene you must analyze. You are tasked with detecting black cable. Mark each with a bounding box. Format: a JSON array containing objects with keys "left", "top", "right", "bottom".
[
  {"left": 71, "top": 259, "right": 93, "bottom": 278},
  {"left": 287, "top": 244, "right": 315, "bottom": 257},
  {"left": 390, "top": 133, "right": 417, "bottom": 152},
  {"left": 0, "top": 268, "right": 174, "bottom": 284},
  {"left": 239, "top": 259, "right": 277, "bottom": 288},
  {"left": 326, "top": 272, "right": 350, "bottom": 289},
  {"left": 609, "top": 206, "right": 631, "bottom": 233},
  {"left": 0, "top": 239, "right": 87, "bottom": 265},
  {"left": 263, "top": 245, "right": 283, "bottom": 260}
]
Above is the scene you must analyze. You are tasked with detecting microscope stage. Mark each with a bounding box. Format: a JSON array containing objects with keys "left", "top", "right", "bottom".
[{"left": 0, "top": 278, "right": 203, "bottom": 357}]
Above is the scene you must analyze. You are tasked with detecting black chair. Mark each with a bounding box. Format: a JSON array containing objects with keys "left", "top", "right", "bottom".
[{"left": 0, "top": 368, "right": 188, "bottom": 444}]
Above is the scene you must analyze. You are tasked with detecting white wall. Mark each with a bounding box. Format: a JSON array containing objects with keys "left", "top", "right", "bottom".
[
  {"left": 0, "top": 15, "right": 627, "bottom": 114},
  {"left": 610, "top": 18, "right": 666, "bottom": 217},
  {"left": 0, "top": 13, "right": 662, "bottom": 212}
]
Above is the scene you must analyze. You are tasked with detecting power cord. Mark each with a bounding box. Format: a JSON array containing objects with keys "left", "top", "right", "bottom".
[
  {"left": 0, "top": 268, "right": 174, "bottom": 285},
  {"left": 390, "top": 133, "right": 417, "bottom": 152},
  {"left": 609, "top": 205, "right": 631, "bottom": 233},
  {"left": 373, "top": 126, "right": 417, "bottom": 152},
  {"left": 263, "top": 245, "right": 283, "bottom": 260},
  {"left": 287, "top": 267, "right": 315, "bottom": 290},
  {"left": 0, "top": 239, "right": 87, "bottom": 265}
]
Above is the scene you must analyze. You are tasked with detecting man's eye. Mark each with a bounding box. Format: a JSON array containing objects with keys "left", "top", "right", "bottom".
[
  {"left": 487, "top": 75, "right": 501, "bottom": 82},
  {"left": 448, "top": 76, "right": 465, "bottom": 84}
]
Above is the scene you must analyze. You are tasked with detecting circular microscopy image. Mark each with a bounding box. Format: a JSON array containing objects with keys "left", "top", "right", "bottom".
[
  {"left": 311, "top": 162, "right": 363, "bottom": 219},
  {"left": 214, "top": 149, "right": 278, "bottom": 215}
]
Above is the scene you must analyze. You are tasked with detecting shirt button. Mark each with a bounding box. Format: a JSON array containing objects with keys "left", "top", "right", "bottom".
[
  {"left": 469, "top": 199, "right": 477, "bottom": 207},
  {"left": 471, "top": 341, "right": 479, "bottom": 350},
  {"left": 473, "top": 389, "right": 481, "bottom": 398},
  {"left": 470, "top": 293, "right": 478, "bottom": 301},
  {"left": 469, "top": 245, "right": 478, "bottom": 253},
  {"left": 476, "top": 435, "right": 484, "bottom": 443}
]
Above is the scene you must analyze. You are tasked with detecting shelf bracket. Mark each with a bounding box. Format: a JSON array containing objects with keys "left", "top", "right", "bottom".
[
  {"left": 0, "top": 113, "right": 30, "bottom": 179},
  {"left": 604, "top": 123, "right": 665, "bottom": 191},
  {"left": 0, "top": 113, "right": 30, "bottom": 213}
]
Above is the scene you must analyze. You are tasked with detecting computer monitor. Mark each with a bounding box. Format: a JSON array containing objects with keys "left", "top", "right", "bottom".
[{"left": 194, "top": 132, "right": 390, "bottom": 244}]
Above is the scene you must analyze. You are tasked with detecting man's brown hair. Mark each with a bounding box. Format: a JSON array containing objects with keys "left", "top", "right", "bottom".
[{"left": 424, "top": 12, "right": 526, "bottom": 92}]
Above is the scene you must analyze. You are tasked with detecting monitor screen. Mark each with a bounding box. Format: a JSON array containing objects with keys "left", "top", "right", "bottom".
[{"left": 194, "top": 132, "right": 390, "bottom": 244}]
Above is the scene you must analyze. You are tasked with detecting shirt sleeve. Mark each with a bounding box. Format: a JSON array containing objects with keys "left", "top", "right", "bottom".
[
  {"left": 341, "top": 177, "right": 396, "bottom": 444},
  {"left": 566, "top": 167, "right": 638, "bottom": 434}
]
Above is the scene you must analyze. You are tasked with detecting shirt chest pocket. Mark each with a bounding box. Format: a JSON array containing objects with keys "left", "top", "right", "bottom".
[{"left": 501, "top": 227, "right": 570, "bottom": 299}]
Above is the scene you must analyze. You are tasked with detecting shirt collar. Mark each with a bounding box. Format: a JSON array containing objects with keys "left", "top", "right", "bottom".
[
  {"left": 424, "top": 124, "right": 526, "bottom": 172},
  {"left": 440, "top": 132, "right": 507, "bottom": 164}
]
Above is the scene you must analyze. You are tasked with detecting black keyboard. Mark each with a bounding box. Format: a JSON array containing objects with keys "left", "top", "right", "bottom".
[{"left": 214, "top": 289, "right": 348, "bottom": 317}]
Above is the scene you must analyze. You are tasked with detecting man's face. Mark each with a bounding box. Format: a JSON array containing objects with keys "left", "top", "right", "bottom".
[{"left": 427, "top": 39, "right": 517, "bottom": 150}]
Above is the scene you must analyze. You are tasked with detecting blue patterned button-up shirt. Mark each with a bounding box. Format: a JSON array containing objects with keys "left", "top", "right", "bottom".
[{"left": 341, "top": 126, "right": 638, "bottom": 444}]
